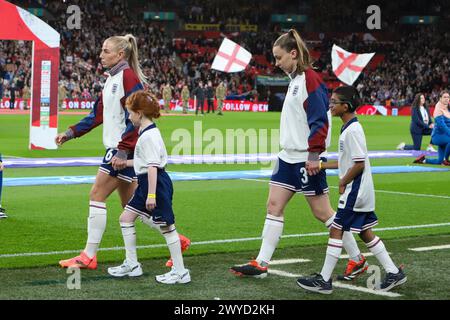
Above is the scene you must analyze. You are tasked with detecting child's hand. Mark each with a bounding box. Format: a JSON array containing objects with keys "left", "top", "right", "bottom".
[
  {"left": 111, "top": 156, "right": 127, "bottom": 170},
  {"left": 55, "top": 132, "right": 68, "bottom": 146},
  {"left": 146, "top": 198, "right": 156, "bottom": 211}
]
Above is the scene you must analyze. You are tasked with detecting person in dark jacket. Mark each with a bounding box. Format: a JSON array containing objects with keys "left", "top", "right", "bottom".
[
  {"left": 397, "top": 93, "right": 436, "bottom": 151},
  {"left": 193, "top": 81, "right": 205, "bottom": 115},
  {"left": 9, "top": 85, "right": 15, "bottom": 110},
  {"left": 206, "top": 80, "right": 215, "bottom": 113}
]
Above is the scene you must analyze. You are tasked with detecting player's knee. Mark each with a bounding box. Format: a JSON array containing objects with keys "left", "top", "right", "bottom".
[
  {"left": 359, "top": 229, "right": 374, "bottom": 243},
  {"left": 310, "top": 205, "right": 333, "bottom": 223},
  {"left": 89, "top": 185, "right": 102, "bottom": 201},
  {"left": 329, "top": 227, "right": 343, "bottom": 239},
  {"left": 266, "top": 199, "right": 284, "bottom": 216},
  {"left": 119, "top": 211, "right": 136, "bottom": 223}
]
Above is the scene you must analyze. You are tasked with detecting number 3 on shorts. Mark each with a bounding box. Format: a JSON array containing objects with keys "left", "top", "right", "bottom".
[{"left": 300, "top": 167, "right": 309, "bottom": 184}]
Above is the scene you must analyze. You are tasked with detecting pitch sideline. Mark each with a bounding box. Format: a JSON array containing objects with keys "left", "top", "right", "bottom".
[{"left": 0, "top": 222, "right": 449, "bottom": 259}]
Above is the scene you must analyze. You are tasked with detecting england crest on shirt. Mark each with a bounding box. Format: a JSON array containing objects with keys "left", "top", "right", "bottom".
[
  {"left": 339, "top": 140, "right": 344, "bottom": 152},
  {"left": 112, "top": 83, "right": 118, "bottom": 94}
]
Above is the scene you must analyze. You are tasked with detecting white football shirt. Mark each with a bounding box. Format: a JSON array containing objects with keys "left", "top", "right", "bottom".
[
  {"left": 337, "top": 118, "right": 375, "bottom": 212},
  {"left": 278, "top": 69, "right": 331, "bottom": 163},
  {"left": 133, "top": 124, "right": 168, "bottom": 175}
]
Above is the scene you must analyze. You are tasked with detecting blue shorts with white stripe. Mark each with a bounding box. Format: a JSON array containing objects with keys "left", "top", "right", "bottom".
[
  {"left": 332, "top": 208, "right": 378, "bottom": 233},
  {"left": 98, "top": 148, "right": 137, "bottom": 183},
  {"left": 269, "top": 157, "right": 329, "bottom": 196},
  {"left": 125, "top": 170, "right": 175, "bottom": 226}
]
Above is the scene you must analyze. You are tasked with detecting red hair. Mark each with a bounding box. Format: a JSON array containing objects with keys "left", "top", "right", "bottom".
[{"left": 125, "top": 90, "right": 161, "bottom": 120}]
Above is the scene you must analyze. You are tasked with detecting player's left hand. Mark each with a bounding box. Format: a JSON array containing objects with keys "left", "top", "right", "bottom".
[
  {"left": 111, "top": 156, "right": 127, "bottom": 170},
  {"left": 306, "top": 160, "right": 320, "bottom": 176}
]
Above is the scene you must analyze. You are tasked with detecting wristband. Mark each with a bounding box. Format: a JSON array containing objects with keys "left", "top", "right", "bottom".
[
  {"left": 115, "top": 149, "right": 128, "bottom": 161},
  {"left": 147, "top": 193, "right": 156, "bottom": 199},
  {"left": 319, "top": 160, "right": 323, "bottom": 170},
  {"left": 64, "top": 128, "right": 75, "bottom": 141}
]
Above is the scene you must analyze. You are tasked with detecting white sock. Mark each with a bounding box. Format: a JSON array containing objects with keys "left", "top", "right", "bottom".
[
  {"left": 366, "top": 236, "right": 398, "bottom": 274},
  {"left": 325, "top": 213, "right": 361, "bottom": 262},
  {"left": 85, "top": 201, "right": 107, "bottom": 258},
  {"left": 120, "top": 222, "right": 138, "bottom": 266},
  {"left": 342, "top": 232, "right": 362, "bottom": 262},
  {"left": 320, "top": 238, "right": 343, "bottom": 282},
  {"left": 162, "top": 226, "right": 185, "bottom": 273},
  {"left": 256, "top": 214, "right": 284, "bottom": 265}
]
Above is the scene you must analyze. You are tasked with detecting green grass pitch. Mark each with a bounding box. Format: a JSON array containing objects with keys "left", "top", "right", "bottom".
[{"left": 0, "top": 112, "right": 449, "bottom": 300}]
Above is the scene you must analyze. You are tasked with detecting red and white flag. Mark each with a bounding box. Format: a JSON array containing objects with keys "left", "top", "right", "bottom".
[
  {"left": 211, "top": 38, "right": 252, "bottom": 73},
  {"left": 331, "top": 44, "right": 375, "bottom": 85}
]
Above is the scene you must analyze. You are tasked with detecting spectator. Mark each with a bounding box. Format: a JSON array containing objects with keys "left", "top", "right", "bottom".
[
  {"left": 396, "top": 93, "right": 436, "bottom": 152},
  {"left": 414, "top": 91, "right": 450, "bottom": 165}
]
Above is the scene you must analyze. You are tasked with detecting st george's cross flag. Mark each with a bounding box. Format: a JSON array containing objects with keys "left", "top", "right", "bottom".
[
  {"left": 211, "top": 38, "right": 252, "bottom": 73},
  {"left": 331, "top": 44, "right": 375, "bottom": 85}
]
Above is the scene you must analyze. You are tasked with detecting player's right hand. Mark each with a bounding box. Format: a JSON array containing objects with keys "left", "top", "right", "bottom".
[{"left": 55, "top": 133, "right": 68, "bottom": 146}]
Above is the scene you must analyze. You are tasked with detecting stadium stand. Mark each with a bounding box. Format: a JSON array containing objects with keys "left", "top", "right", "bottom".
[{"left": 1, "top": 0, "right": 449, "bottom": 106}]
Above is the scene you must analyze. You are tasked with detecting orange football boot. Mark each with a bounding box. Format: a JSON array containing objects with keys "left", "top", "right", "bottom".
[{"left": 59, "top": 251, "right": 97, "bottom": 270}]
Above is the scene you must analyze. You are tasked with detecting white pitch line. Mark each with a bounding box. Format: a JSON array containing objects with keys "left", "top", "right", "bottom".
[
  {"left": 408, "top": 244, "right": 450, "bottom": 252},
  {"left": 328, "top": 186, "right": 450, "bottom": 200},
  {"left": 0, "top": 222, "right": 449, "bottom": 259},
  {"left": 240, "top": 178, "right": 450, "bottom": 200},
  {"left": 268, "top": 269, "right": 402, "bottom": 298},
  {"left": 240, "top": 178, "right": 269, "bottom": 183},
  {"left": 270, "top": 258, "right": 311, "bottom": 265}
]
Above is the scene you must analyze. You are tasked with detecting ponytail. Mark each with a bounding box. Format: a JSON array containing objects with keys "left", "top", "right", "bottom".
[
  {"left": 106, "top": 34, "right": 148, "bottom": 85},
  {"left": 273, "top": 29, "right": 312, "bottom": 73}
]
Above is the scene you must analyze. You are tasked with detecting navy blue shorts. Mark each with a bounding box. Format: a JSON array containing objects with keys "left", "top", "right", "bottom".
[
  {"left": 98, "top": 148, "right": 137, "bottom": 183},
  {"left": 269, "top": 157, "right": 329, "bottom": 196},
  {"left": 125, "top": 169, "right": 175, "bottom": 226},
  {"left": 331, "top": 208, "right": 378, "bottom": 233}
]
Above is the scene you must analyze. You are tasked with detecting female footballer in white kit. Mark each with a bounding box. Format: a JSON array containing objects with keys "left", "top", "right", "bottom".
[
  {"left": 230, "top": 29, "right": 365, "bottom": 280},
  {"left": 297, "top": 86, "right": 406, "bottom": 294},
  {"left": 107, "top": 90, "right": 190, "bottom": 284},
  {"left": 56, "top": 34, "right": 189, "bottom": 270}
]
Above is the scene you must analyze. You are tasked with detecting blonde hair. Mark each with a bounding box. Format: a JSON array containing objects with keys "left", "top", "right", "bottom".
[
  {"left": 273, "top": 29, "right": 312, "bottom": 73},
  {"left": 106, "top": 34, "right": 148, "bottom": 85}
]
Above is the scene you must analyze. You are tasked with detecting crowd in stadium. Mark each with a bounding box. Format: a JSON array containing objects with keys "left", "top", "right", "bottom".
[{"left": 0, "top": 0, "right": 449, "bottom": 107}]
